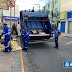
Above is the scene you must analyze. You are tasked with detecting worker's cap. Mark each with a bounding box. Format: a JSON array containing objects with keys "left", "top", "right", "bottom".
[
  {"left": 3, "top": 23, "right": 7, "bottom": 26},
  {"left": 21, "top": 28, "right": 24, "bottom": 30}
]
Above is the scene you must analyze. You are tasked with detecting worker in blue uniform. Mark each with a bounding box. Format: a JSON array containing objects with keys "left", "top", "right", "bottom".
[
  {"left": 44, "top": 23, "right": 48, "bottom": 33},
  {"left": 0, "top": 23, "right": 12, "bottom": 52},
  {"left": 21, "top": 28, "right": 30, "bottom": 52},
  {"left": 54, "top": 25, "right": 61, "bottom": 49}
]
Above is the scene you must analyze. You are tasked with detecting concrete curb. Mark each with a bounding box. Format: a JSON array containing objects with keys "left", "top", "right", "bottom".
[{"left": 60, "top": 35, "right": 72, "bottom": 39}]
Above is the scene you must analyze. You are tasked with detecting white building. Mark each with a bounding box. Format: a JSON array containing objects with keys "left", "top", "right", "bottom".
[
  {"left": 59, "top": 0, "right": 72, "bottom": 34},
  {"left": 2, "top": 5, "right": 19, "bottom": 27},
  {"left": 60, "top": 0, "right": 72, "bottom": 12},
  {"left": 3, "top": 5, "right": 19, "bottom": 17}
]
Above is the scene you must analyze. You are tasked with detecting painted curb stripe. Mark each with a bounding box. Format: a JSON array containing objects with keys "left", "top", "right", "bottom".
[{"left": 20, "top": 50, "right": 24, "bottom": 72}]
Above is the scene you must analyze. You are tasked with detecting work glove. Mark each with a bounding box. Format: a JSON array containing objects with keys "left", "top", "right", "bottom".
[
  {"left": 16, "top": 33, "right": 18, "bottom": 35},
  {"left": 11, "top": 36, "right": 13, "bottom": 40},
  {"left": 1, "top": 41, "right": 4, "bottom": 44},
  {"left": 16, "top": 35, "right": 20, "bottom": 38},
  {"left": 0, "top": 35, "right": 2, "bottom": 39},
  {"left": 20, "top": 30, "right": 21, "bottom": 33},
  {"left": 21, "top": 37, "right": 24, "bottom": 42}
]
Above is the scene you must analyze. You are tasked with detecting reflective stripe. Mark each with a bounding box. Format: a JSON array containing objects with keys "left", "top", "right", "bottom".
[
  {"left": 7, "top": 46, "right": 9, "bottom": 47},
  {"left": 5, "top": 46, "right": 9, "bottom": 48},
  {"left": 22, "top": 34, "right": 24, "bottom": 35},
  {"left": 23, "top": 34, "right": 28, "bottom": 38},
  {"left": 25, "top": 47, "right": 28, "bottom": 48},
  {"left": 2, "top": 32, "right": 5, "bottom": 33},
  {"left": 25, "top": 41, "right": 27, "bottom": 43},
  {"left": 4, "top": 33, "right": 11, "bottom": 35},
  {"left": 29, "top": 34, "right": 50, "bottom": 36},
  {"left": 2, "top": 30, "right": 5, "bottom": 32}
]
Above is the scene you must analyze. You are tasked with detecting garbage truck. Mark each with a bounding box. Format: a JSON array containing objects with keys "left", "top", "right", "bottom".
[{"left": 20, "top": 11, "right": 52, "bottom": 43}]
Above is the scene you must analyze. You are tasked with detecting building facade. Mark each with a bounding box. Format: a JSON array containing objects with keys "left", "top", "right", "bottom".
[
  {"left": 50, "top": 0, "right": 61, "bottom": 23},
  {"left": 44, "top": 0, "right": 72, "bottom": 34},
  {"left": 0, "top": 5, "right": 19, "bottom": 27},
  {"left": 44, "top": 0, "right": 61, "bottom": 23},
  {"left": 42, "top": 0, "right": 51, "bottom": 16},
  {"left": 60, "top": 0, "right": 72, "bottom": 12},
  {"left": 59, "top": 0, "right": 72, "bottom": 34}
]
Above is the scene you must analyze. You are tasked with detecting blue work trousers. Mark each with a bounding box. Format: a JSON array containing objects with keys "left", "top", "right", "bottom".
[
  {"left": 55, "top": 37, "right": 58, "bottom": 48},
  {"left": 23, "top": 37, "right": 30, "bottom": 51},
  {"left": 4, "top": 37, "right": 12, "bottom": 52}
]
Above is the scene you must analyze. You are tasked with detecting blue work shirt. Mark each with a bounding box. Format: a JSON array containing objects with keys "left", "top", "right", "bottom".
[
  {"left": 2, "top": 27, "right": 11, "bottom": 38},
  {"left": 21, "top": 30, "right": 30, "bottom": 39},
  {"left": 55, "top": 29, "right": 61, "bottom": 38}
]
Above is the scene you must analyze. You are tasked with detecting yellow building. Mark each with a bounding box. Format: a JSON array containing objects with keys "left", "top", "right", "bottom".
[{"left": 59, "top": 0, "right": 72, "bottom": 34}]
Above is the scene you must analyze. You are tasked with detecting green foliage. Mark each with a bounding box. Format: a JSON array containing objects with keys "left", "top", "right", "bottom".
[{"left": 2, "top": 0, "right": 6, "bottom": 3}]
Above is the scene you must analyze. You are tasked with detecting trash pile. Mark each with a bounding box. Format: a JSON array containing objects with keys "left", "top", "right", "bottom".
[
  {"left": 30, "top": 30, "right": 43, "bottom": 34},
  {"left": 0, "top": 38, "right": 22, "bottom": 51}
]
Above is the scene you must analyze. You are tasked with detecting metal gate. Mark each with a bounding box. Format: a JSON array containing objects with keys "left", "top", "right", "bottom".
[
  {"left": 61, "top": 21, "right": 65, "bottom": 33},
  {"left": 69, "top": 21, "right": 72, "bottom": 34}
]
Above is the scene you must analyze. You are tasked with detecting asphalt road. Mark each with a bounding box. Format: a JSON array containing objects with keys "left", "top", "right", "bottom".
[{"left": 23, "top": 36, "right": 72, "bottom": 72}]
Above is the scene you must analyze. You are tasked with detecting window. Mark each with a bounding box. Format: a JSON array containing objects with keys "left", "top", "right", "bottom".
[
  {"left": 55, "top": 0, "right": 58, "bottom": 4},
  {"left": 55, "top": 8, "right": 58, "bottom": 14},
  {"left": 51, "top": 0, "right": 54, "bottom": 8},
  {"left": 45, "top": 5, "right": 47, "bottom": 10},
  {"left": 43, "top": 6, "right": 45, "bottom": 10},
  {"left": 54, "top": 8, "right": 58, "bottom": 17},
  {"left": 48, "top": 3, "right": 50, "bottom": 9},
  {"left": 51, "top": 10, "right": 53, "bottom": 18}
]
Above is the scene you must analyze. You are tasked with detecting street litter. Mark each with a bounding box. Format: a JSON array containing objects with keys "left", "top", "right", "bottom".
[{"left": 0, "top": 38, "right": 22, "bottom": 51}]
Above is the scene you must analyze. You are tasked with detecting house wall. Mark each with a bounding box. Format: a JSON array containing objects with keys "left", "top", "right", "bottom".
[{"left": 60, "top": 0, "right": 72, "bottom": 12}]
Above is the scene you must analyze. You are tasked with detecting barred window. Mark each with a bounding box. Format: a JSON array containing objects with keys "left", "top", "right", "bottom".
[
  {"left": 55, "top": 0, "right": 58, "bottom": 4},
  {"left": 48, "top": 3, "right": 50, "bottom": 9},
  {"left": 51, "top": 0, "right": 54, "bottom": 8}
]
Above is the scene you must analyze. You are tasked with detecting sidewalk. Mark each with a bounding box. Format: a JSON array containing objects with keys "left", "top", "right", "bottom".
[
  {"left": 0, "top": 29, "right": 2, "bottom": 35},
  {"left": 0, "top": 51, "right": 22, "bottom": 72},
  {"left": 0, "top": 30, "right": 22, "bottom": 72},
  {"left": 61, "top": 33, "right": 72, "bottom": 38}
]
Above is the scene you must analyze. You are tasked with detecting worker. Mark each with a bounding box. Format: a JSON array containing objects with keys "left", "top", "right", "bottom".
[
  {"left": 45, "top": 23, "right": 48, "bottom": 30},
  {"left": 45, "top": 23, "right": 49, "bottom": 34},
  {"left": 12, "top": 24, "right": 18, "bottom": 35},
  {"left": 21, "top": 28, "right": 30, "bottom": 52},
  {"left": 54, "top": 25, "right": 61, "bottom": 49},
  {"left": 0, "top": 23, "right": 12, "bottom": 52}
]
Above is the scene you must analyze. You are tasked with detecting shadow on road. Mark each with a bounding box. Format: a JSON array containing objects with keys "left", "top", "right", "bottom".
[{"left": 28, "top": 42, "right": 52, "bottom": 50}]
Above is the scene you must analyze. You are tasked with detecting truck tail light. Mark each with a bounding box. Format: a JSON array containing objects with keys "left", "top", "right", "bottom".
[
  {"left": 26, "top": 15, "right": 28, "bottom": 17},
  {"left": 24, "top": 15, "right": 28, "bottom": 17},
  {"left": 42, "top": 15, "right": 46, "bottom": 17}
]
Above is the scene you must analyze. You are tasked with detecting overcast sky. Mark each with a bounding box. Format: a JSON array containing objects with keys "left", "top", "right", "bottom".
[{"left": 16, "top": 0, "right": 47, "bottom": 11}]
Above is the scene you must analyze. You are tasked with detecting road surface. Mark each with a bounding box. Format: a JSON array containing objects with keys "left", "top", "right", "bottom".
[{"left": 22, "top": 36, "right": 72, "bottom": 72}]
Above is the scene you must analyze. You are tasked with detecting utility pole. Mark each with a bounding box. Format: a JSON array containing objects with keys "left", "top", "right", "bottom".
[
  {"left": 14, "top": 0, "right": 16, "bottom": 25},
  {"left": 33, "top": 6, "right": 34, "bottom": 10},
  {"left": 1, "top": 9, "right": 3, "bottom": 25},
  {"left": 39, "top": 5, "right": 40, "bottom": 11},
  {"left": 10, "top": 7, "right": 12, "bottom": 46}
]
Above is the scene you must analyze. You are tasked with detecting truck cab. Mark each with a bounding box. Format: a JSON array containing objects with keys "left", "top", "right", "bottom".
[{"left": 20, "top": 11, "right": 52, "bottom": 42}]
